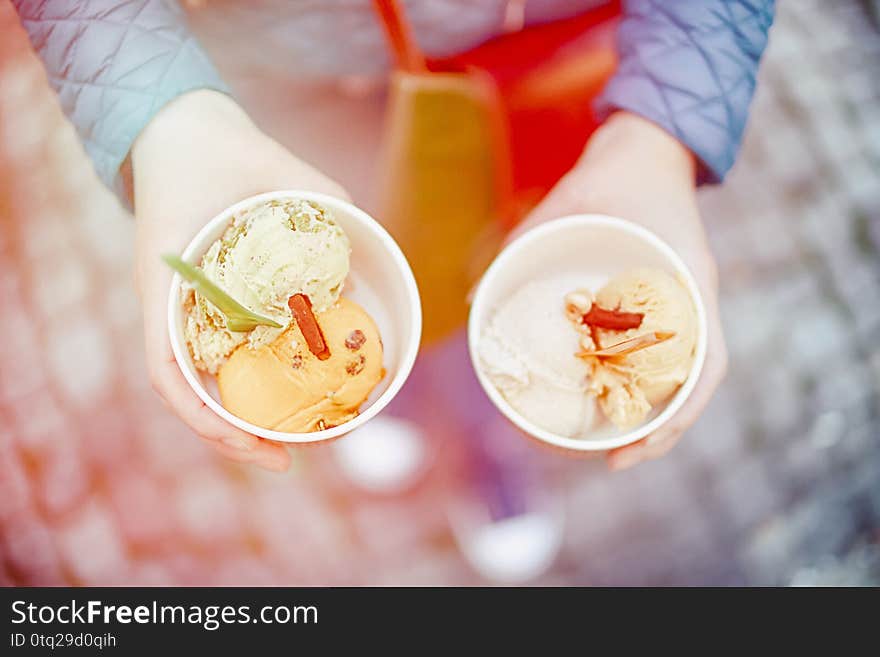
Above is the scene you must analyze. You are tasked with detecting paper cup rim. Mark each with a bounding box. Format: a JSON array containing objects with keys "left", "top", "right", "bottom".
[
  {"left": 467, "top": 214, "right": 709, "bottom": 452},
  {"left": 167, "top": 190, "right": 422, "bottom": 443}
]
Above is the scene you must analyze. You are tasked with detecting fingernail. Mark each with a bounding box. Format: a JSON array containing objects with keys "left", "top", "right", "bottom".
[
  {"left": 609, "top": 451, "right": 639, "bottom": 472},
  {"left": 222, "top": 435, "right": 254, "bottom": 451},
  {"left": 645, "top": 432, "right": 666, "bottom": 446}
]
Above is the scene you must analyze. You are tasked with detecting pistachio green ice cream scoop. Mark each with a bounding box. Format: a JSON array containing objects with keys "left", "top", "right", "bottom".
[
  {"left": 162, "top": 254, "right": 282, "bottom": 333},
  {"left": 174, "top": 199, "right": 352, "bottom": 374}
]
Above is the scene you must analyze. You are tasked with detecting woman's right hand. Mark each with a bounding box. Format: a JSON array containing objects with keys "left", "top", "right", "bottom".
[
  {"left": 132, "top": 90, "right": 350, "bottom": 472},
  {"left": 509, "top": 111, "right": 728, "bottom": 471}
]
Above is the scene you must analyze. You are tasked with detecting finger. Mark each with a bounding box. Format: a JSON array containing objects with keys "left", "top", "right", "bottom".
[
  {"left": 149, "top": 353, "right": 247, "bottom": 445},
  {"left": 606, "top": 351, "right": 726, "bottom": 470},
  {"left": 152, "top": 349, "right": 292, "bottom": 471},
  {"left": 606, "top": 380, "right": 701, "bottom": 472},
  {"left": 264, "top": 156, "right": 352, "bottom": 203},
  {"left": 279, "top": 178, "right": 351, "bottom": 203},
  {"left": 318, "top": 182, "right": 352, "bottom": 203},
  {"left": 607, "top": 347, "right": 724, "bottom": 470},
  {"left": 608, "top": 423, "right": 681, "bottom": 469},
  {"left": 607, "top": 303, "right": 728, "bottom": 471},
  {"left": 470, "top": 190, "right": 570, "bottom": 302},
  {"left": 141, "top": 259, "right": 289, "bottom": 470},
  {"left": 503, "top": 185, "right": 575, "bottom": 246},
  {"left": 202, "top": 436, "right": 291, "bottom": 473}
]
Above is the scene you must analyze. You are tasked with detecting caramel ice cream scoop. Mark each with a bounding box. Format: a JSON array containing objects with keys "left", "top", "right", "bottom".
[
  {"left": 585, "top": 268, "right": 698, "bottom": 429},
  {"left": 218, "top": 297, "right": 384, "bottom": 433}
]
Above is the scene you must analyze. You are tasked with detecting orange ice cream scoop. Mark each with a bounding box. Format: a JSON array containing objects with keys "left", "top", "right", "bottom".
[{"left": 217, "top": 297, "right": 384, "bottom": 433}]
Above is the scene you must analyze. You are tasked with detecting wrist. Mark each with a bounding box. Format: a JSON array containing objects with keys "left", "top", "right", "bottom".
[
  {"left": 577, "top": 111, "right": 697, "bottom": 187},
  {"left": 131, "top": 90, "right": 263, "bottom": 210},
  {"left": 132, "top": 89, "right": 253, "bottom": 163}
]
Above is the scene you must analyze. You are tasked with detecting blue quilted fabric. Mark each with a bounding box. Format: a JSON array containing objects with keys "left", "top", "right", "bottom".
[
  {"left": 596, "top": 0, "right": 775, "bottom": 183},
  {"left": 11, "top": 0, "right": 227, "bottom": 199},
  {"left": 12, "top": 1, "right": 774, "bottom": 197}
]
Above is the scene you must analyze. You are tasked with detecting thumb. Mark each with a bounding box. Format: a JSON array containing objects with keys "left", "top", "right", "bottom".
[{"left": 505, "top": 182, "right": 579, "bottom": 247}]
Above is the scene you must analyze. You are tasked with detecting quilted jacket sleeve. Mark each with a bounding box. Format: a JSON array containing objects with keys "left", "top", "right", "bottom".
[
  {"left": 12, "top": 0, "right": 228, "bottom": 200},
  {"left": 596, "top": 0, "right": 775, "bottom": 184}
]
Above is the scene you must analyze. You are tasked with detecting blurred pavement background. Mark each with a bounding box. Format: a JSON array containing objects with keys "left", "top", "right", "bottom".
[{"left": 0, "top": 0, "right": 878, "bottom": 585}]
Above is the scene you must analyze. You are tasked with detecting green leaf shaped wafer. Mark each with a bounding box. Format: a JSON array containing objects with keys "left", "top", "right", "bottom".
[{"left": 162, "top": 254, "right": 283, "bottom": 332}]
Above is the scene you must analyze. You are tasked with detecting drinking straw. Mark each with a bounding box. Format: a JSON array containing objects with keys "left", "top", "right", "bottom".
[{"left": 371, "top": 0, "right": 427, "bottom": 73}]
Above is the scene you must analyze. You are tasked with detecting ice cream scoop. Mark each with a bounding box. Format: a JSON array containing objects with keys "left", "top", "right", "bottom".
[
  {"left": 218, "top": 297, "right": 384, "bottom": 433},
  {"left": 477, "top": 278, "right": 596, "bottom": 438},
  {"left": 583, "top": 267, "right": 698, "bottom": 429},
  {"left": 182, "top": 198, "right": 350, "bottom": 373}
]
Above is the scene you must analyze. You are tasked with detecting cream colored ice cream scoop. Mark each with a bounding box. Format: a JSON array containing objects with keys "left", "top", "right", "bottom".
[
  {"left": 586, "top": 267, "right": 698, "bottom": 429},
  {"left": 478, "top": 278, "right": 596, "bottom": 438},
  {"left": 218, "top": 297, "right": 384, "bottom": 433}
]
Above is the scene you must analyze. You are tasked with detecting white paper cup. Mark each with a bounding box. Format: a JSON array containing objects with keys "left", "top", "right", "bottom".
[
  {"left": 468, "top": 214, "right": 708, "bottom": 452},
  {"left": 167, "top": 191, "right": 421, "bottom": 444}
]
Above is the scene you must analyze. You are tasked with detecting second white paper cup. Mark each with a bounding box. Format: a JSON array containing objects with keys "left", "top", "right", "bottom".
[{"left": 468, "top": 214, "right": 708, "bottom": 452}]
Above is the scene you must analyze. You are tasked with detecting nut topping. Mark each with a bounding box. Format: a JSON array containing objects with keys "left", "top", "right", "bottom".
[{"left": 345, "top": 329, "right": 366, "bottom": 351}]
